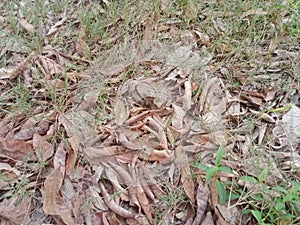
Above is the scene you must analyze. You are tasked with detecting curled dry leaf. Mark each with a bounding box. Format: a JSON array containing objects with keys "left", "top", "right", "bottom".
[
  {"left": 43, "top": 167, "right": 76, "bottom": 225},
  {"left": 99, "top": 182, "right": 135, "bottom": 219}
]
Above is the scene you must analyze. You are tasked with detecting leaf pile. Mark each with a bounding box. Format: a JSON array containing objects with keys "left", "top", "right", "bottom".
[{"left": 58, "top": 43, "right": 231, "bottom": 224}]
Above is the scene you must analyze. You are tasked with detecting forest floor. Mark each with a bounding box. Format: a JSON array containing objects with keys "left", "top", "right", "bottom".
[{"left": 0, "top": 1, "right": 300, "bottom": 225}]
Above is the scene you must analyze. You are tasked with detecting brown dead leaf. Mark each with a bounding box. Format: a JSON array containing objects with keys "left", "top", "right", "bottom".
[
  {"left": 33, "top": 133, "right": 54, "bottom": 161},
  {"left": 43, "top": 167, "right": 76, "bottom": 225},
  {"left": 0, "top": 138, "right": 36, "bottom": 161}
]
